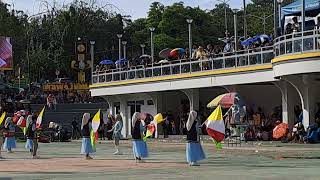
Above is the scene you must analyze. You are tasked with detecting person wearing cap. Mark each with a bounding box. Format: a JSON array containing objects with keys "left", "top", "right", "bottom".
[
  {"left": 131, "top": 112, "right": 148, "bottom": 162},
  {"left": 186, "top": 110, "right": 206, "bottom": 166},
  {"left": 108, "top": 114, "right": 123, "bottom": 155},
  {"left": 3, "top": 117, "right": 16, "bottom": 153}
]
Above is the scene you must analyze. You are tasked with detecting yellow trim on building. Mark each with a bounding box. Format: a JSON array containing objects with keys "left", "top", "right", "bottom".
[
  {"left": 272, "top": 52, "right": 320, "bottom": 63},
  {"left": 90, "top": 64, "right": 272, "bottom": 88}
]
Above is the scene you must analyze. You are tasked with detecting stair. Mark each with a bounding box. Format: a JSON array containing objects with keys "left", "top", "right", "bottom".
[{"left": 30, "top": 103, "right": 108, "bottom": 129}]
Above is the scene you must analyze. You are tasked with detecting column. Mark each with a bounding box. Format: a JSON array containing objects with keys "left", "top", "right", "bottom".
[
  {"left": 278, "top": 81, "right": 295, "bottom": 127},
  {"left": 284, "top": 75, "right": 316, "bottom": 129},
  {"left": 119, "top": 99, "right": 129, "bottom": 138},
  {"left": 181, "top": 89, "right": 200, "bottom": 112}
]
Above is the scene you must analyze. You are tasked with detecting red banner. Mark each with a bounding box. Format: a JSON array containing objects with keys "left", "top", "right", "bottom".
[{"left": 0, "top": 37, "right": 13, "bottom": 70}]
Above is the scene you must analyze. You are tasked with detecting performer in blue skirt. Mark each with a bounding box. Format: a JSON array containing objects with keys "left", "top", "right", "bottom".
[
  {"left": 81, "top": 113, "right": 94, "bottom": 160},
  {"left": 25, "top": 114, "right": 39, "bottom": 159},
  {"left": 3, "top": 117, "right": 16, "bottom": 153},
  {"left": 186, "top": 110, "right": 206, "bottom": 166},
  {"left": 132, "top": 112, "right": 148, "bottom": 162}
]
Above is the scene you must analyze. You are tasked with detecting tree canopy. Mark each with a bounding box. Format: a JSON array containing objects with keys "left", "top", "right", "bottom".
[{"left": 0, "top": 0, "right": 275, "bottom": 83}]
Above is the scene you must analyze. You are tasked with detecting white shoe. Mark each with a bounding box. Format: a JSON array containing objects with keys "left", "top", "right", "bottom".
[
  {"left": 113, "top": 150, "right": 119, "bottom": 155},
  {"left": 189, "top": 162, "right": 200, "bottom": 166}
]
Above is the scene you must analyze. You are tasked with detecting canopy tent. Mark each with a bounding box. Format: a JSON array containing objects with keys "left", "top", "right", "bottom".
[{"left": 281, "top": 0, "right": 320, "bottom": 18}]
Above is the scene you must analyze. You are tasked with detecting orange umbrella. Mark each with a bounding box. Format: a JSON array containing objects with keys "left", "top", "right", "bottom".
[{"left": 273, "top": 123, "right": 289, "bottom": 139}]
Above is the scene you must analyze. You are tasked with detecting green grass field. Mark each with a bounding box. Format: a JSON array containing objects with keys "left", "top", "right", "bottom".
[{"left": 1, "top": 140, "right": 320, "bottom": 180}]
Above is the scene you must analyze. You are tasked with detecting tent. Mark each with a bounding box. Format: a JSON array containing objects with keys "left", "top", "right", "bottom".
[{"left": 281, "top": 0, "right": 320, "bottom": 18}]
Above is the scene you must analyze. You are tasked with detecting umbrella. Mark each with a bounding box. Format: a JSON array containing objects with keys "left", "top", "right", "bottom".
[
  {"left": 159, "top": 48, "right": 172, "bottom": 58},
  {"left": 170, "top": 48, "right": 185, "bottom": 58},
  {"left": 139, "top": 55, "right": 151, "bottom": 59},
  {"left": 115, "top": 58, "right": 128, "bottom": 65},
  {"left": 20, "top": 99, "right": 31, "bottom": 104},
  {"left": 259, "top": 34, "right": 272, "bottom": 44},
  {"left": 158, "top": 59, "right": 169, "bottom": 64},
  {"left": 273, "top": 123, "right": 289, "bottom": 139},
  {"left": 207, "top": 92, "right": 244, "bottom": 109},
  {"left": 99, "top": 59, "right": 114, "bottom": 65}
]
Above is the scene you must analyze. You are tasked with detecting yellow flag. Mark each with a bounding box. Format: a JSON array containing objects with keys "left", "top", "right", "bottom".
[
  {"left": 0, "top": 112, "right": 6, "bottom": 126},
  {"left": 154, "top": 113, "right": 164, "bottom": 124},
  {"left": 36, "top": 106, "right": 45, "bottom": 128},
  {"left": 207, "top": 105, "right": 223, "bottom": 121},
  {"left": 91, "top": 109, "right": 101, "bottom": 132}
]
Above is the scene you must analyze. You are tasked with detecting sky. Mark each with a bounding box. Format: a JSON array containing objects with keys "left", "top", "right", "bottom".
[{"left": 3, "top": 0, "right": 246, "bottom": 20}]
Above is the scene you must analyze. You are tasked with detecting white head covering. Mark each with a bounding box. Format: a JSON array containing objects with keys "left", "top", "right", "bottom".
[
  {"left": 81, "top": 113, "right": 90, "bottom": 129},
  {"left": 132, "top": 112, "right": 141, "bottom": 127},
  {"left": 4, "top": 117, "right": 12, "bottom": 128},
  {"left": 186, "top": 111, "right": 198, "bottom": 131}
]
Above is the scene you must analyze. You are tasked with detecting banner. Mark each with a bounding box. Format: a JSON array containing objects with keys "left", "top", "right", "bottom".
[
  {"left": 0, "top": 37, "right": 13, "bottom": 70},
  {"left": 42, "top": 83, "right": 89, "bottom": 91}
]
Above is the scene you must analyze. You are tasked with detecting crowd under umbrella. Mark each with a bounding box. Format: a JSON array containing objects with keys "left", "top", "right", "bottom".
[
  {"left": 159, "top": 48, "right": 172, "bottom": 59},
  {"left": 99, "top": 59, "right": 114, "bottom": 65},
  {"left": 115, "top": 58, "right": 128, "bottom": 65},
  {"left": 240, "top": 34, "right": 272, "bottom": 47},
  {"left": 170, "top": 48, "right": 185, "bottom": 58}
]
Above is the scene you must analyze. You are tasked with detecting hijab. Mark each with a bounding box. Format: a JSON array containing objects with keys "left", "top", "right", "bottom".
[
  {"left": 4, "top": 117, "right": 12, "bottom": 129},
  {"left": 132, "top": 112, "right": 141, "bottom": 127},
  {"left": 81, "top": 113, "right": 90, "bottom": 129},
  {"left": 186, "top": 111, "right": 197, "bottom": 131}
]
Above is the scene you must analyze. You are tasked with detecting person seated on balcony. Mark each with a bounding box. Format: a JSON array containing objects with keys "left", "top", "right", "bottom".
[
  {"left": 196, "top": 46, "right": 207, "bottom": 60},
  {"left": 183, "top": 48, "right": 190, "bottom": 59},
  {"left": 285, "top": 23, "right": 293, "bottom": 34},
  {"left": 292, "top": 17, "right": 301, "bottom": 33},
  {"left": 206, "top": 44, "right": 214, "bottom": 58},
  {"left": 191, "top": 45, "right": 198, "bottom": 59}
]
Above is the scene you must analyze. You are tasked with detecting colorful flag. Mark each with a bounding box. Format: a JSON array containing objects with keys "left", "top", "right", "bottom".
[
  {"left": 205, "top": 105, "right": 225, "bottom": 144},
  {"left": 90, "top": 129, "right": 98, "bottom": 151},
  {"left": 17, "top": 116, "right": 26, "bottom": 127},
  {"left": 0, "top": 112, "right": 6, "bottom": 125},
  {"left": 154, "top": 113, "right": 164, "bottom": 124},
  {"left": 36, "top": 107, "right": 45, "bottom": 129},
  {"left": 143, "top": 123, "right": 156, "bottom": 142},
  {"left": 91, "top": 109, "right": 101, "bottom": 133}
]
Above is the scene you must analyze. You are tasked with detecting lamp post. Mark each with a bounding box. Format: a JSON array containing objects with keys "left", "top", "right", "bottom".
[
  {"left": 122, "top": 41, "right": 127, "bottom": 59},
  {"left": 233, "top": 9, "right": 238, "bottom": 52},
  {"left": 186, "top": 18, "right": 193, "bottom": 58},
  {"left": 90, "top": 41, "right": 95, "bottom": 81},
  {"left": 149, "top": 27, "right": 155, "bottom": 64},
  {"left": 277, "top": 0, "right": 284, "bottom": 31},
  {"left": 140, "top": 44, "right": 145, "bottom": 55},
  {"left": 302, "top": 0, "right": 305, "bottom": 31},
  {"left": 247, "top": 13, "right": 274, "bottom": 34},
  {"left": 218, "top": 0, "right": 230, "bottom": 36},
  {"left": 117, "top": 34, "right": 123, "bottom": 59}
]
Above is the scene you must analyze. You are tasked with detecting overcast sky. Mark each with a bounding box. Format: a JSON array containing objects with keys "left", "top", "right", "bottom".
[{"left": 3, "top": 0, "right": 247, "bottom": 19}]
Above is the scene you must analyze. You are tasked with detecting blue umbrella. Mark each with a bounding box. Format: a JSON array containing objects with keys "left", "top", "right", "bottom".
[
  {"left": 99, "top": 59, "right": 114, "bottom": 65},
  {"left": 115, "top": 58, "right": 128, "bottom": 65}
]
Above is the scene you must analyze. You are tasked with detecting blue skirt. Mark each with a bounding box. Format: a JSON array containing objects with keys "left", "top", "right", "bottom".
[
  {"left": 3, "top": 137, "right": 16, "bottom": 150},
  {"left": 186, "top": 142, "right": 206, "bottom": 163},
  {"left": 81, "top": 138, "right": 94, "bottom": 155},
  {"left": 132, "top": 140, "right": 148, "bottom": 158},
  {"left": 25, "top": 139, "right": 33, "bottom": 151}
]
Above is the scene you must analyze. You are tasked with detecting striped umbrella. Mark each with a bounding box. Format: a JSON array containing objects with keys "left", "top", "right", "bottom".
[{"left": 207, "top": 92, "right": 243, "bottom": 109}]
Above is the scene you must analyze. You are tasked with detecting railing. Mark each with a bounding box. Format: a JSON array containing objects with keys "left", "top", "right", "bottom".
[
  {"left": 274, "top": 29, "right": 320, "bottom": 57},
  {"left": 92, "top": 46, "right": 274, "bottom": 84}
]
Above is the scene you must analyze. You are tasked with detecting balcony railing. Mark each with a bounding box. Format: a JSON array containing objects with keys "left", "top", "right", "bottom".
[
  {"left": 274, "top": 29, "right": 320, "bottom": 57},
  {"left": 92, "top": 46, "right": 273, "bottom": 84}
]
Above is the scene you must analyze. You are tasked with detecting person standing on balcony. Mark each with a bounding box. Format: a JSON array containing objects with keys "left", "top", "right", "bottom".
[
  {"left": 131, "top": 112, "right": 148, "bottom": 163},
  {"left": 292, "top": 17, "right": 301, "bottom": 33}
]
